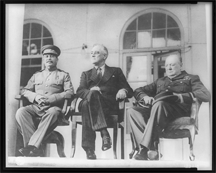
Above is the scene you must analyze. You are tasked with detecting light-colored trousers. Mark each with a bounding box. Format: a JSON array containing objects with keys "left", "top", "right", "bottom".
[
  {"left": 15, "top": 104, "right": 61, "bottom": 148},
  {"left": 127, "top": 101, "right": 190, "bottom": 150}
]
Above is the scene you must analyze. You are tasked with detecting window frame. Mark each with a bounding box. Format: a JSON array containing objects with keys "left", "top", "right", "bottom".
[
  {"left": 119, "top": 8, "right": 185, "bottom": 70},
  {"left": 20, "top": 20, "right": 54, "bottom": 87}
]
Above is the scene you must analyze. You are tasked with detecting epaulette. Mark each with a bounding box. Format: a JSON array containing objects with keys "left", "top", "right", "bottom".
[{"left": 57, "top": 68, "right": 69, "bottom": 74}]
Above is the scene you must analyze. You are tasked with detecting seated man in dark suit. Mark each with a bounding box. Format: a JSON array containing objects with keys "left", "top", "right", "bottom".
[
  {"left": 76, "top": 44, "right": 133, "bottom": 159},
  {"left": 127, "top": 53, "right": 211, "bottom": 160}
]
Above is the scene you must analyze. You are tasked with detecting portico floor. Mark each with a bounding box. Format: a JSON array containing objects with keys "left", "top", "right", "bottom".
[{"left": 7, "top": 157, "right": 211, "bottom": 170}]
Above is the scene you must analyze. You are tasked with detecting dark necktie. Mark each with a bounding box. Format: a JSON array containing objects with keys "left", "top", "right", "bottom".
[{"left": 97, "top": 67, "right": 102, "bottom": 80}]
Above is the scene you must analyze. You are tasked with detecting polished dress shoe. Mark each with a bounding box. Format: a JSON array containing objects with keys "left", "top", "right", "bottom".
[
  {"left": 102, "top": 136, "right": 112, "bottom": 151},
  {"left": 86, "top": 149, "right": 96, "bottom": 160},
  {"left": 19, "top": 145, "right": 35, "bottom": 156},
  {"left": 134, "top": 147, "right": 148, "bottom": 160},
  {"left": 28, "top": 147, "right": 44, "bottom": 157}
]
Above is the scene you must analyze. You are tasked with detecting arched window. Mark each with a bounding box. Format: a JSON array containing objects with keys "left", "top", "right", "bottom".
[
  {"left": 121, "top": 9, "right": 183, "bottom": 90},
  {"left": 20, "top": 21, "right": 54, "bottom": 87},
  {"left": 123, "top": 12, "right": 181, "bottom": 49}
]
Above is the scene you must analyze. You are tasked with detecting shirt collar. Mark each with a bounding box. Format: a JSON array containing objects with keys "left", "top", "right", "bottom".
[{"left": 95, "top": 64, "right": 105, "bottom": 71}]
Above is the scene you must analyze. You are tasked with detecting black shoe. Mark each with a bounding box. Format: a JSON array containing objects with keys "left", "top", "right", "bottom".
[
  {"left": 86, "top": 149, "right": 96, "bottom": 160},
  {"left": 28, "top": 147, "right": 44, "bottom": 157},
  {"left": 19, "top": 145, "right": 35, "bottom": 157},
  {"left": 102, "top": 136, "right": 112, "bottom": 151},
  {"left": 134, "top": 147, "right": 148, "bottom": 160}
]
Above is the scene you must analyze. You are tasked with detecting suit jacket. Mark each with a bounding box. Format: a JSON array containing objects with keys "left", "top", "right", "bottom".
[
  {"left": 134, "top": 70, "right": 211, "bottom": 114},
  {"left": 22, "top": 68, "right": 74, "bottom": 111},
  {"left": 76, "top": 65, "right": 133, "bottom": 114}
]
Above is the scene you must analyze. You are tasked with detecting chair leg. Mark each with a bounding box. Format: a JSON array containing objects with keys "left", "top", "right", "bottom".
[
  {"left": 120, "top": 125, "right": 124, "bottom": 159},
  {"left": 54, "top": 131, "right": 66, "bottom": 157},
  {"left": 44, "top": 131, "right": 66, "bottom": 157},
  {"left": 189, "top": 137, "right": 195, "bottom": 161},
  {"left": 71, "top": 119, "right": 77, "bottom": 158},
  {"left": 113, "top": 122, "right": 118, "bottom": 159}
]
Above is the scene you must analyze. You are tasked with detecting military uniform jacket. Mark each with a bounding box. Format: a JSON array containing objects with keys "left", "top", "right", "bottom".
[
  {"left": 22, "top": 68, "right": 74, "bottom": 110},
  {"left": 134, "top": 70, "right": 210, "bottom": 109},
  {"left": 76, "top": 65, "right": 133, "bottom": 113}
]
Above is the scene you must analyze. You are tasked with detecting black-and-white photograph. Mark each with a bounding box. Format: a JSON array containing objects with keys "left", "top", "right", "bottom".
[{"left": 5, "top": 2, "right": 213, "bottom": 170}]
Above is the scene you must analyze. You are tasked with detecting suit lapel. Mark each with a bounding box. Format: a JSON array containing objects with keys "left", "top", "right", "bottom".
[
  {"left": 99, "top": 65, "right": 114, "bottom": 84},
  {"left": 90, "top": 67, "right": 98, "bottom": 82}
]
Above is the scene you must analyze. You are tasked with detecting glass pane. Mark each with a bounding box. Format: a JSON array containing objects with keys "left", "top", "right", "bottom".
[
  {"left": 21, "top": 59, "right": 30, "bottom": 66},
  {"left": 152, "top": 29, "right": 166, "bottom": 47},
  {"left": 126, "top": 55, "right": 149, "bottom": 82},
  {"left": 123, "top": 32, "right": 136, "bottom": 49},
  {"left": 23, "top": 23, "right": 30, "bottom": 39},
  {"left": 153, "top": 13, "right": 166, "bottom": 29},
  {"left": 20, "top": 67, "right": 41, "bottom": 87},
  {"left": 42, "top": 38, "right": 54, "bottom": 47},
  {"left": 138, "top": 31, "right": 151, "bottom": 48},
  {"left": 167, "top": 16, "right": 178, "bottom": 28},
  {"left": 31, "top": 23, "right": 42, "bottom": 38},
  {"left": 31, "top": 58, "right": 42, "bottom": 65},
  {"left": 167, "top": 28, "right": 181, "bottom": 46},
  {"left": 126, "top": 19, "right": 136, "bottom": 31},
  {"left": 43, "top": 26, "right": 52, "bottom": 37},
  {"left": 138, "top": 13, "right": 151, "bottom": 30},
  {"left": 22, "top": 40, "right": 29, "bottom": 55},
  {"left": 29, "top": 39, "right": 41, "bottom": 55}
]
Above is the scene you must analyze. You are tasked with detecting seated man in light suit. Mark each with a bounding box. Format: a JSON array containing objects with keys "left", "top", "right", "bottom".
[
  {"left": 127, "top": 53, "right": 211, "bottom": 160},
  {"left": 15, "top": 45, "right": 74, "bottom": 157},
  {"left": 76, "top": 44, "right": 133, "bottom": 159}
]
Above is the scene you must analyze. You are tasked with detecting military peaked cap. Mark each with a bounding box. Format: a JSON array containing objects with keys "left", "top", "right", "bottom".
[{"left": 41, "top": 45, "right": 61, "bottom": 56}]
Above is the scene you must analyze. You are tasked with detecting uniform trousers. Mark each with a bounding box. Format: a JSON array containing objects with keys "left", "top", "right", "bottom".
[
  {"left": 80, "top": 90, "right": 117, "bottom": 151},
  {"left": 127, "top": 101, "right": 190, "bottom": 151},
  {"left": 15, "top": 104, "right": 61, "bottom": 148}
]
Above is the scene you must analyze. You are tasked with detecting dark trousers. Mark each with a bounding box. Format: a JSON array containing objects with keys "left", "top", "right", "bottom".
[
  {"left": 80, "top": 90, "right": 111, "bottom": 151},
  {"left": 128, "top": 101, "right": 190, "bottom": 150}
]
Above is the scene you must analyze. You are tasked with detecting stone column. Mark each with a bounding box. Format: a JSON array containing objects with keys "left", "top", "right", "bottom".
[
  {"left": 205, "top": 3, "right": 212, "bottom": 168},
  {"left": 6, "top": 4, "right": 25, "bottom": 156}
]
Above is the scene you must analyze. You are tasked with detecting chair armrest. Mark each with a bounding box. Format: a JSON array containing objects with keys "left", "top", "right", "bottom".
[
  {"left": 190, "top": 98, "right": 200, "bottom": 120},
  {"left": 15, "top": 95, "right": 23, "bottom": 100},
  {"left": 70, "top": 97, "right": 78, "bottom": 112},
  {"left": 118, "top": 98, "right": 129, "bottom": 110},
  {"left": 15, "top": 94, "right": 24, "bottom": 107},
  {"left": 61, "top": 94, "right": 73, "bottom": 115},
  {"left": 61, "top": 99, "right": 69, "bottom": 115},
  {"left": 119, "top": 99, "right": 125, "bottom": 110}
]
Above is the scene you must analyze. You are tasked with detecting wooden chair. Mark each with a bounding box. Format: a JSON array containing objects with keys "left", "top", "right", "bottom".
[
  {"left": 158, "top": 97, "right": 201, "bottom": 161},
  {"left": 70, "top": 95, "right": 126, "bottom": 159},
  {"left": 129, "top": 96, "right": 201, "bottom": 161},
  {"left": 15, "top": 94, "right": 72, "bottom": 157}
]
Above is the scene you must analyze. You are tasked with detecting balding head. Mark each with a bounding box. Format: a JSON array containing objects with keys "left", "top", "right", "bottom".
[{"left": 165, "top": 54, "right": 182, "bottom": 78}]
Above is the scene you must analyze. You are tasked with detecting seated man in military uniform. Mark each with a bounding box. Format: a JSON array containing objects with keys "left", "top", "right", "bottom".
[
  {"left": 127, "top": 53, "right": 211, "bottom": 160},
  {"left": 15, "top": 45, "right": 74, "bottom": 157}
]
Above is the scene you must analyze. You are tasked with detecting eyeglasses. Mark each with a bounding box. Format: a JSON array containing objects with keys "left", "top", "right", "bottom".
[{"left": 90, "top": 51, "right": 101, "bottom": 55}]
